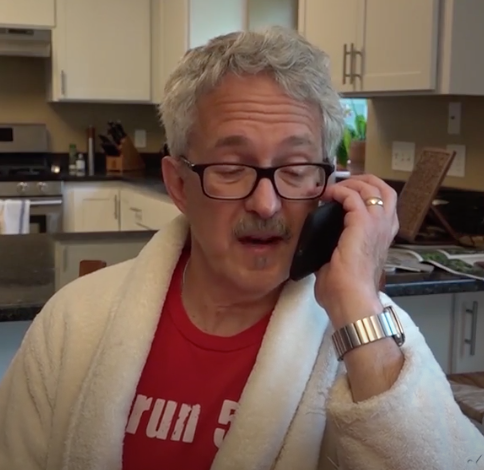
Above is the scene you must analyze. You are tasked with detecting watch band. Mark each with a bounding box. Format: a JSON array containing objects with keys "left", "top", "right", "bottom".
[{"left": 332, "top": 305, "right": 405, "bottom": 361}]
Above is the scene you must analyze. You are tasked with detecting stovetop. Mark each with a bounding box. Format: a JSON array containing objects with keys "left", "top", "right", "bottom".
[{"left": 0, "top": 152, "right": 63, "bottom": 182}]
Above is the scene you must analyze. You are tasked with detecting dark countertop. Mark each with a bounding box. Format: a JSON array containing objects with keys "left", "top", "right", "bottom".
[
  {"left": 1, "top": 232, "right": 484, "bottom": 322},
  {"left": 0, "top": 170, "right": 168, "bottom": 195},
  {"left": 60, "top": 171, "right": 167, "bottom": 194}
]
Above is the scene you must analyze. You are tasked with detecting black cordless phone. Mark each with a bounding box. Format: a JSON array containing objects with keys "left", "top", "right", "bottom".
[{"left": 289, "top": 201, "right": 346, "bottom": 281}]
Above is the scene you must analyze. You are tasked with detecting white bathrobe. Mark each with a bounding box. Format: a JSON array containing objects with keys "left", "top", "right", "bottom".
[{"left": 0, "top": 215, "right": 483, "bottom": 470}]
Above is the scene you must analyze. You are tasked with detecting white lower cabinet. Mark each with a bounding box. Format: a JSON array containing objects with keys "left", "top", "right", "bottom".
[
  {"left": 54, "top": 236, "right": 152, "bottom": 290},
  {"left": 63, "top": 182, "right": 181, "bottom": 233},
  {"left": 393, "top": 291, "right": 484, "bottom": 375},
  {"left": 393, "top": 294, "right": 454, "bottom": 374},
  {"left": 452, "top": 292, "right": 484, "bottom": 374},
  {"left": 63, "top": 183, "right": 120, "bottom": 232},
  {"left": 119, "top": 187, "right": 181, "bottom": 231}
]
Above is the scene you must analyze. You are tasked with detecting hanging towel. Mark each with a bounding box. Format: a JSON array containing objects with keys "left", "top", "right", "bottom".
[{"left": 0, "top": 199, "right": 30, "bottom": 234}]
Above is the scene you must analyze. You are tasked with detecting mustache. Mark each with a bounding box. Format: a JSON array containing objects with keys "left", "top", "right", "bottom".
[{"left": 233, "top": 215, "right": 292, "bottom": 241}]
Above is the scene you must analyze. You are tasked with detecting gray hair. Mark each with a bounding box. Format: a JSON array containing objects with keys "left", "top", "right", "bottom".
[{"left": 159, "top": 26, "right": 345, "bottom": 161}]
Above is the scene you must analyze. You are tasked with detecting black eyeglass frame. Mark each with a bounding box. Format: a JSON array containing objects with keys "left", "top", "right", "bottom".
[{"left": 179, "top": 156, "right": 335, "bottom": 201}]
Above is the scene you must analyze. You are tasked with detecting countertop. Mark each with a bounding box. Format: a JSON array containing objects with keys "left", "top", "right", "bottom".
[{"left": 1, "top": 230, "right": 484, "bottom": 322}]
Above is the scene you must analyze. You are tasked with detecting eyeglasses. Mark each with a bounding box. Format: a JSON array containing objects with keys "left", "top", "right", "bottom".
[{"left": 180, "top": 156, "right": 334, "bottom": 200}]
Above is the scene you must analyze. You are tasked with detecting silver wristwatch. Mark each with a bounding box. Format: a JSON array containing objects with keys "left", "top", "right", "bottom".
[{"left": 332, "top": 305, "right": 405, "bottom": 361}]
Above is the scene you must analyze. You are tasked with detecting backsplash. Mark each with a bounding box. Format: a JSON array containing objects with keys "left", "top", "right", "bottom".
[
  {"left": 365, "top": 95, "right": 484, "bottom": 192},
  {"left": 0, "top": 57, "right": 164, "bottom": 153}
]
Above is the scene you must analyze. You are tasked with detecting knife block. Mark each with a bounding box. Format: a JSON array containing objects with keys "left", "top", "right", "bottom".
[{"left": 106, "top": 137, "right": 145, "bottom": 172}]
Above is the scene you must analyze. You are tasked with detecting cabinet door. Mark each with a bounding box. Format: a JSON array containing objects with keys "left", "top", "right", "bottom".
[
  {"left": 119, "top": 191, "right": 141, "bottom": 231},
  {"left": 0, "top": 0, "right": 55, "bottom": 28},
  {"left": 360, "top": 0, "right": 440, "bottom": 92},
  {"left": 52, "top": 0, "right": 151, "bottom": 102},
  {"left": 72, "top": 187, "right": 120, "bottom": 232},
  {"left": 452, "top": 292, "right": 484, "bottom": 374},
  {"left": 55, "top": 239, "right": 151, "bottom": 290},
  {"left": 156, "top": 0, "right": 246, "bottom": 102},
  {"left": 392, "top": 294, "right": 454, "bottom": 374},
  {"left": 299, "top": 0, "right": 360, "bottom": 93}
]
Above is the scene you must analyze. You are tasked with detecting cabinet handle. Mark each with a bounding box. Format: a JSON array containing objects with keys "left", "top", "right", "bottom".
[
  {"left": 464, "top": 300, "right": 478, "bottom": 356},
  {"left": 342, "top": 44, "right": 352, "bottom": 85},
  {"left": 114, "top": 195, "right": 119, "bottom": 220},
  {"left": 350, "top": 43, "right": 363, "bottom": 84},
  {"left": 61, "top": 70, "right": 66, "bottom": 96}
]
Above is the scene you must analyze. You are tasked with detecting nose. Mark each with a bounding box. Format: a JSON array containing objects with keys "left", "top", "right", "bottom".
[{"left": 244, "top": 177, "right": 281, "bottom": 219}]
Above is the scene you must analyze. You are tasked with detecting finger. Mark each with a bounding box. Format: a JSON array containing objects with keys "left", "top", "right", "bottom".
[
  {"left": 326, "top": 177, "right": 392, "bottom": 217},
  {"left": 325, "top": 179, "right": 382, "bottom": 212},
  {"left": 348, "top": 175, "right": 398, "bottom": 212},
  {"left": 324, "top": 183, "right": 370, "bottom": 217}
]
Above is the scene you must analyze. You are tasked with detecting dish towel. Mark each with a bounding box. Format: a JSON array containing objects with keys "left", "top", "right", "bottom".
[{"left": 0, "top": 199, "right": 30, "bottom": 234}]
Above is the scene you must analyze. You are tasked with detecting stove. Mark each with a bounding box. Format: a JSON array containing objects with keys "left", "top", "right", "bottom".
[{"left": 0, "top": 124, "right": 63, "bottom": 232}]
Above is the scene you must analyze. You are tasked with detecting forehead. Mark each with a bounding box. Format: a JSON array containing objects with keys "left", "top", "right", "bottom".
[{"left": 191, "top": 73, "right": 323, "bottom": 159}]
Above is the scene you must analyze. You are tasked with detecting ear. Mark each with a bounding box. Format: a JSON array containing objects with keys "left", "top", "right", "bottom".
[{"left": 162, "top": 156, "right": 187, "bottom": 214}]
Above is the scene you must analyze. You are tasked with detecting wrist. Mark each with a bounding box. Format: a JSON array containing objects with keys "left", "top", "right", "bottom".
[{"left": 325, "top": 290, "right": 383, "bottom": 330}]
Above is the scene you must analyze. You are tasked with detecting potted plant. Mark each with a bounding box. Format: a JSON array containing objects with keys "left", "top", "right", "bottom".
[{"left": 336, "top": 101, "right": 367, "bottom": 174}]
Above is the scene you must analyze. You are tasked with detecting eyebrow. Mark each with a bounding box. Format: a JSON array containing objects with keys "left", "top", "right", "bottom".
[{"left": 213, "top": 134, "right": 318, "bottom": 150}]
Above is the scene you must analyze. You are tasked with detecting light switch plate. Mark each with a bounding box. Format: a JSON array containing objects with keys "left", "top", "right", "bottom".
[
  {"left": 446, "top": 144, "right": 466, "bottom": 177},
  {"left": 391, "top": 141, "right": 415, "bottom": 172},
  {"left": 134, "top": 129, "right": 147, "bottom": 149}
]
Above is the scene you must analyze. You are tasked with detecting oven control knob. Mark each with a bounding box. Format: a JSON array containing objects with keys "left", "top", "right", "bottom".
[
  {"left": 37, "top": 182, "right": 47, "bottom": 193},
  {"left": 17, "top": 182, "right": 27, "bottom": 194}
]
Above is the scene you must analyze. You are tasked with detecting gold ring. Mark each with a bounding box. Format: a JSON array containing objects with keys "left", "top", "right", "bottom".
[{"left": 365, "top": 196, "right": 384, "bottom": 207}]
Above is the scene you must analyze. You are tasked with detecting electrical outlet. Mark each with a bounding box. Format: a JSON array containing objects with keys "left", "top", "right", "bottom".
[
  {"left": 391, "top": 141, "right": 415, "bottom": 172},
  {"left": 448, "top": 102, "right": 461, "bottom": 135},
  {"left": 134, "top": 129, "right": 147, "bottom": 148},
  {"left": 446, "top": 144, "right": 466, "bottom": 177}
]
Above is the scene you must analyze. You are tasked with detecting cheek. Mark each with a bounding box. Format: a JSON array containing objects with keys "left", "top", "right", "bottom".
[
  {"left": 185, "top": 189, "right": 240, "bottom": 250},
  {"left": 285, "top": 201, "right": 316, "bottom": 235}
]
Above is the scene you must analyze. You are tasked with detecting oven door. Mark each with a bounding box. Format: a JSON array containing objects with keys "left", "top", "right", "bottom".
[{"left": 29, "top": 197, "right": 63, "bottom": 233}]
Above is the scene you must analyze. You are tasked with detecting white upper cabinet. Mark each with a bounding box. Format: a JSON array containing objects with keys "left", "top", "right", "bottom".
[
  {"left": 0, "top": 0, "right": 55, "bottom": 28},
  {"left": 50, "top": 0, "right": 151, "bottom": 103},
  {"left": 299, "top": 0, "right": 361, "bottom": 93},
  {"left": 299, "top": 0, "right": 484, "bottom": 96},
  {"left": 152, "top": 0, "right": 247, "bottom": 103},
  {"left": 361, "top": 0, "right": 439, "bottom": 93},
  {"left": 299, "top": 0, "right": 439, "bottom": 94}
]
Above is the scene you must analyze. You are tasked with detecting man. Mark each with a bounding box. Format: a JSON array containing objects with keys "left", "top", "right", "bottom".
[{"left": 0, "top": 26, "right": 482, "bottom": 470}]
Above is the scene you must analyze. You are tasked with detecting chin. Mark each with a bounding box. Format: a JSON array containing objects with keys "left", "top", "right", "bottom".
[{"left": 231, "top": 258, "right": 288, "bottom": 295}]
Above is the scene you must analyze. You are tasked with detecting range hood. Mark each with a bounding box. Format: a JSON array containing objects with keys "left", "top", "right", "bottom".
[{"left": 0, "top": 28, "right": 51, "bottom": 58}]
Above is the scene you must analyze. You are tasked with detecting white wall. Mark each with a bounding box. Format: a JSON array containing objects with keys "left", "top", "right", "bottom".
[{"left": 0, "top": 321, "right": 32, "bottom": 380}]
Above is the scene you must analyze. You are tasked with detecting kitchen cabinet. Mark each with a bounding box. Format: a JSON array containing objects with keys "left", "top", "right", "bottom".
[
  {"left": 49, "top": 0, "right": 151, "bottom": 103},
  {"left": 452, "top": 292, "right": 484, "bottom": 374},
  {"left": 63, "top": 183, "right": 120, "bottom": 232},
  {"left": 153, "top": 0, "right": 247, "bottom": 103},
  {"left": 393, "top": 294, "right": 454, "bottom": 374},
  {"left": 120, "top": 186, "right": 181, "bottom": 231},
  {"left": 299, "top": 0, "right": 484, "bottom": 96},
  {"left": 0, "top": 0, "right": 55, "bottom": 29},
  {"left": 300, "top": 0, "right": 439, "bottom": 94},
  {"left": 54, "top": 236, "right": 152, "bottom": 290},
  {"left": 63, "top": 182, "right": 180, "bottom": 233}
]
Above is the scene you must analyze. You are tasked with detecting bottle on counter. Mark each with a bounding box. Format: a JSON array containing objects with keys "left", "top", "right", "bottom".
[
  {"left": 69, "top": 143, "right": 77, "bottom": 175},
  {"left": 76, "top": 153, "right": 86, "bottom": 175}
]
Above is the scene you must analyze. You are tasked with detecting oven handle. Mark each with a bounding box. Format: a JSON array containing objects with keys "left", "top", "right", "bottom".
[{"left": 29, "top": 198, "right": 63, "bottom": 207}]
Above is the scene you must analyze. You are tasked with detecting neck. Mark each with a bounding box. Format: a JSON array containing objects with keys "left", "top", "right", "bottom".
[{"left": 181, "top": 246, "right": 282, "bottom": 337}]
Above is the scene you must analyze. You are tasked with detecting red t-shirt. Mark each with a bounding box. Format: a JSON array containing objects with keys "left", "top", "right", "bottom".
[{"left": 122, "top": 249, "right": 271, "bottom": 470}]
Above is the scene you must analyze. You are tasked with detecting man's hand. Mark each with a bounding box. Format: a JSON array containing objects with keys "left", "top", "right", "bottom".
[
  {"left": 314, "top": 174, "right": 399, "bottom": 329},
  {"left": 314, "top": 174, "right": 403, "bottom": 401}
]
